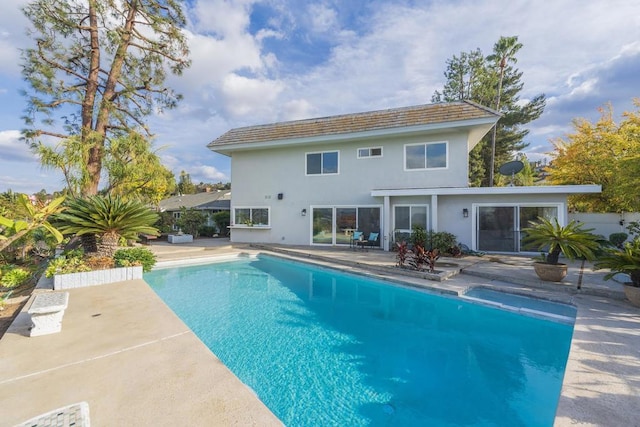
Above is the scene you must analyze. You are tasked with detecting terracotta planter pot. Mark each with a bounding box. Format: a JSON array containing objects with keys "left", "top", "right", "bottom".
[
  {"left": 623, "top": 284, "right": 640, "bottom": 307},
  {"left": 533, "top": 262, "right": 568, "bottom": 282}
]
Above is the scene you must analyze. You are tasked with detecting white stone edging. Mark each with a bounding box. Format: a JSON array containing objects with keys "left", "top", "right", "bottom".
[{"left": 53, "top": 266, "right": 143, "bottom": 290}]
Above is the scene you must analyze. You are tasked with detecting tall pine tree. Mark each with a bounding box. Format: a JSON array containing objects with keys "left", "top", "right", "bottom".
[
  {"left": 21, "top": 0, "right": 191, "bottom": 196},
  {"left": 432, "top": 36, "right": 545, "bottom": 186}
]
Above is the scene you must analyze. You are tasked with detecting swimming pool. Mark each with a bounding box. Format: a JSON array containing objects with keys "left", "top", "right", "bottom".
[{"left": 145, "top": 254, "right": 574, "bottom": 426}]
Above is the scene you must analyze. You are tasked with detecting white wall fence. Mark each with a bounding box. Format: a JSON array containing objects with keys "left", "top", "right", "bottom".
[{"left": 569, "top": 212, "right": 640, "bottom": 241}]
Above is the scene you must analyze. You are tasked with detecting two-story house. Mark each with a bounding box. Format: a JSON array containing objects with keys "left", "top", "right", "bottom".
[{"left": 208, "top": 101, "right": 599, "bottom": 253}]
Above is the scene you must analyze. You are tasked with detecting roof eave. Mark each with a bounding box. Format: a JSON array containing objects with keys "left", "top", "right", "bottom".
[{"left": 370, "top": 184, "right": 602, "bottom": 197}]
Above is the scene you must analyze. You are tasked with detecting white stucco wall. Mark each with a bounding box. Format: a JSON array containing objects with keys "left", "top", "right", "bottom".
[{"left": 229, "top": 131, "right": 472, "bottom": 245}]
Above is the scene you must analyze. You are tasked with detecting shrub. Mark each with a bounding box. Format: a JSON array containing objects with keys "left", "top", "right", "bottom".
[
  {"left": 0, "top": 265, "right": 30, "bottom": 288},
  {"left": 114, "top": 247, "right": 156, "bottom": 272},
  {"left": 198, "top": 225, "right": 217, "bottom": 237},
  {"left": 410, "top": 226, "right": 427, "bottom": 248},
  {"left": 212, "top": 211, "right": 230, "bottom": 236},
  {"left": 45, "top": 256, "right": 91, "bottom": 278},
  {"left": 609, "top": 232, "right": 628, "bottom": 249},
  {"left": 428, "top": 231, "right": 458, "bottom": 254}
]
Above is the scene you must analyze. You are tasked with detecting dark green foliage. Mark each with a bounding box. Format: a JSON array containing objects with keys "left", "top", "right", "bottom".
[
  {"left": 432, "top": 36, "right": 546, "bottom": 186},
  {"left": 410, "top": 226, "right": 427, "bottom": 248},
  {"left": 155, "top": 211, "right": 175, "bottom": 234},
  {"left": 198, "top": 225, "right": 217, "bottom": 237},
  {"left": 175, "top": 207, "right": 207, "bottom": 237},
  {"left": 55, "top": 195, "right": 159, "bottom": 257},
  {"left": 609, "top": 232, "right": 628, "bottom": 249},
  {"left": 427, "top": 231, "right": 458, "bottom": 254},
  {"left": 212, "top": 211, "right": 231, "bottom": 236},
  {"left": 595, "top": 239, "right": 640, "bottom": 287},
  {"left": 114, "top": 247, "right": 156, "bottom": 273},
  {"left": 522, "top": 218, "right": 601, "bottom": 264}
]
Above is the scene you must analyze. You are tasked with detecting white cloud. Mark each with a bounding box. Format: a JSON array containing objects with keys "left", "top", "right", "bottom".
[
  {"left": 0, "top": 129, "right": 37, "bottom": 162},
  {"left": 190, "top": 165, "right": 228, "bottom": 182},
  {"left": 308, "top": 4, "right": 338, "bottom": 33},
  {"left": 220, "top": 73, "right": 284, "bottom": 118}
]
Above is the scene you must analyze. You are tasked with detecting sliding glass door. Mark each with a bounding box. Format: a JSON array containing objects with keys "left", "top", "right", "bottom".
[
  {"left": 311, "top": 206, "right": 381, "bottom": 246},
  {"left": 477, "top": 205, "right": 559, "bottom": 252}
]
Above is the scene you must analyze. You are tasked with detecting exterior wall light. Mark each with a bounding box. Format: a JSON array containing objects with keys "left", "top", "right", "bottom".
[
  {"left": 301, "top": 208, "right": 307, "bottom": 216},
  {"left": 463, "top": 208, "right": 469, "bottom": 218}
]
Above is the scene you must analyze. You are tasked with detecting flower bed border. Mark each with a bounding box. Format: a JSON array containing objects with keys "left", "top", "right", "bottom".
[{"left": 53, "top": 266, "right": 143, "bottom": 290}]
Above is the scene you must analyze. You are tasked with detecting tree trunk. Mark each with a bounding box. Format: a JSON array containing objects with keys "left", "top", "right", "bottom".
[
  {"left": 546, "top": 247, "right": 561, "bottom": 264},
  {"left": 97, "top": 232, "right": 120, "bottom": 258},
  {"left": 80, "top": 233, "right": 98, "bottom": 255}
]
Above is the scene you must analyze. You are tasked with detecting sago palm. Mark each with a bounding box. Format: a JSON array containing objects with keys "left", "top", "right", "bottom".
[
  {"left": 56, "top": 195, "right": 159, "bottom": 257},
  {"left": 522, "top": 217, "right": 600, "bottom": 264}
]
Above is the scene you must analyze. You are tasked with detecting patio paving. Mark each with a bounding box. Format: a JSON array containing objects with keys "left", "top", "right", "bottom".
[{"left": 1, "top": 237, "right": 638, "bottom": 426}]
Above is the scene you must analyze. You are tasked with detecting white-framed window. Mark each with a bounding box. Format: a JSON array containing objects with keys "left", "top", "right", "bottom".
[
  {"left": 233, "top": 207, "right": 270, "bottom": 227},
  {"left": 404, "top": 141, "right": 448, "bottom": 170},
  {"left": 306, "top": 151, "right": 339, "bottom": 175},
  {"left": 394, "top": 205, "right": 428, "bottom": 233},
  {"left": 357, "top": 147, "right": 383, "bottom": 159}
]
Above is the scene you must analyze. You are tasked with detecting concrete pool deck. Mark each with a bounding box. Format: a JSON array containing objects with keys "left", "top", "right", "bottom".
[{"left": 1, "top": 238, "right": 638, "bottom": 426}]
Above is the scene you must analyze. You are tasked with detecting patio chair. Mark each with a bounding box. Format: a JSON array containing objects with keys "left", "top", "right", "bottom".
[
  {"left": 357, "top": 232, "right": 380, "bottom": 251},
  {"left": 350, "top": 231, "right": 363, "bottom": 249}
]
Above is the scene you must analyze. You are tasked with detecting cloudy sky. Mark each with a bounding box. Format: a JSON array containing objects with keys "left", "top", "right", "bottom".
[{"left": 1, "top": 0, "right": 639, "bottom": 194}]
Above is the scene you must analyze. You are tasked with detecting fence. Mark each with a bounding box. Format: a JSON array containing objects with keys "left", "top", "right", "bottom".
[{"left": 568, "top": 212, "right": 640, "bottom": 242}]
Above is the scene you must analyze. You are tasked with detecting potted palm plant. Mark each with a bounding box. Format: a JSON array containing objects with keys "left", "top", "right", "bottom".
[
  {"left": 595, "top": 239, "right": 640, "bottom": 307},
  {"left": 522, "top": 217, "right": 600, "bottom": 282}
]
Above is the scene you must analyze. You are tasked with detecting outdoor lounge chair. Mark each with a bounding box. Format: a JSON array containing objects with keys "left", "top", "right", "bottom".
[
  {"left": 357, "top": 232, "right": 379, "bottom": 250},
  {"left": 350, "top": 231, "right": 363, "bottom": 249}
]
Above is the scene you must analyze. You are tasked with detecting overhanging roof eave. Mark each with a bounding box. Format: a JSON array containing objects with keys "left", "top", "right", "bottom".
[{"left": 370, "top": 184, "right": 602, "bottom": 197}]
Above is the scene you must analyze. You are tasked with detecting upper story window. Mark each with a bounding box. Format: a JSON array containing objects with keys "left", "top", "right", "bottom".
[
  {"left": 234, "top": 207, "right": 270, "bottom": 227},
  {"left": 404, "top": 141, "right": 448, "bottom": 170},
  {"left": 357, "top": 147, "right": 383, "bottom": 159},
  {"left": 306, "top": 151, "right": 339, "bottom": 175}
]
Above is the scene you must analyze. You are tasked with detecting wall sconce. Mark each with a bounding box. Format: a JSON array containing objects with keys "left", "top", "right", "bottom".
[
  {"left": 301, "top": 208, "right": 307, "bottom": 217},
  {"left": 463, "top": 208, "right": 469, "bottom": 218}
]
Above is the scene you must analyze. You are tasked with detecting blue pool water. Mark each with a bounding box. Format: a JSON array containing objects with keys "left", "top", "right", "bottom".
[
  {"left": 145, "top": 255, "right": 575, "bottom": 427},
  {"left": 463, "top": 288, "right": 577, "bottom": 322}
]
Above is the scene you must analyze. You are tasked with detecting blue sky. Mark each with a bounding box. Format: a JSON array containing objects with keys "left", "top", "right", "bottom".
[{"left": 1, "top": 0, "right": 639, "bottom": 194}]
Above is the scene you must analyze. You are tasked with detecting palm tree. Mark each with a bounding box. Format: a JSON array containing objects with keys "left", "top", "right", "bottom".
[
  {"left": 56, "top": 195, "right": 159, "bottom": 257},
  {"left": 487, "top": 36, "right": 522, "bottom": 187},
  {"left": 522, "top": 217, "right": 600, "bottom": 265}
]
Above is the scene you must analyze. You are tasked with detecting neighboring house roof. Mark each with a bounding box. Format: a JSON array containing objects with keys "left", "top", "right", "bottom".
[
  {"left": 158, "top": 191, "right": 231, "bottom": 212},
  {"left": 208, "top": 100, "right": 500, "bottom": 153}
]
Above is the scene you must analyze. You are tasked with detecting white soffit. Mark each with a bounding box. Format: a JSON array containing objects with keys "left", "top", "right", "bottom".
[{"left": 370, "top": 185, "right": 602, "bottom": 197}]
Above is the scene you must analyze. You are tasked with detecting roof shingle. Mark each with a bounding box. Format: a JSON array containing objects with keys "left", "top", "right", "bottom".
[{"left": 208, "top": 100, "right": 499, "bottom": 149}]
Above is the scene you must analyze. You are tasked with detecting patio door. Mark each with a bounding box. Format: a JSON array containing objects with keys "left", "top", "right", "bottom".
[
  {"left": 477, "top": 205, "right": 559, "bottom": 252},
  {"left": 311, "top": 206, "right": 381, "bottom": 246}
]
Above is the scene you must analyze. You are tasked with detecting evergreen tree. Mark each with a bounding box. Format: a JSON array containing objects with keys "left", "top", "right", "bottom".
[
  {"left": 432, "top": 36, "right": 545, "bottom": 186},
  {"left": 21, "top": 0, "right": 190, "bottom": 196},
  {"left": 177, "top": 171, "right": 197, "bottom": 195}
]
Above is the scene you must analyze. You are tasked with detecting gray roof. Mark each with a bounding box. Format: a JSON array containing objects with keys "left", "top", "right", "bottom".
[
  {"left": 208, "top": 100, "right": 499, "bottom": 151},
  {"left": 158, "top": 191, "right": 231, "bottom": 212}
]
